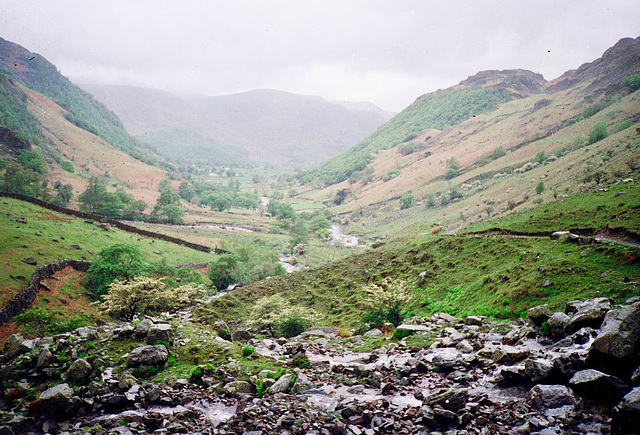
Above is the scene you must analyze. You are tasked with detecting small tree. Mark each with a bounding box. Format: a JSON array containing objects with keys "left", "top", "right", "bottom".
[
  {"left": 361, "top": 279, "right": 413, "bottom": 328},
  {"left": 399, "top": 194, "right": 414, "bottom": 210},
  {"left": 588, "top": 122, "right": 609, "bottom": 144},
  {"left": 84, "top": 244, "right": 145, "bottom": 299},
  {"left": 247, "top": 294, "right": 320, "bottom": 338},
  {"left": 444, "top": 168, "right": 459, "bottom": 180},
  {"left": 535, "top": 181, "right": 545, "bottom": 195},
  {"left": 492, "top": 146, "right": 506, "bottom": 160}
]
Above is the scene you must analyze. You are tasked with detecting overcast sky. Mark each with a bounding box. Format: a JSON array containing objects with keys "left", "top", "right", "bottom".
[{"left": 1, "top": 0, "right": 639, "bottom": 111}]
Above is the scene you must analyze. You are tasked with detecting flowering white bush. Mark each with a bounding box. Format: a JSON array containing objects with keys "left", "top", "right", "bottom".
[{"left": 247, "top": 294, "right": 321, "bottom": 338}]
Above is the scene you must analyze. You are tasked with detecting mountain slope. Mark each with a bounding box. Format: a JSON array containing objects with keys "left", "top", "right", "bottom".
[
  {"left": 81, "top": 85, "right": 394, "bottom": 167},
  {"left": 0, "top": 37, "right": 157, "bottom": 164},
  {"left": 293, "top": 37, "right": 640, "bottom": 239}
]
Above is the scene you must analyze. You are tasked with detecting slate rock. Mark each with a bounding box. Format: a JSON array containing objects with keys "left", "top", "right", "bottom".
[
  {"left": 37, "top": 348, "right": 53, "bottom": 368},
  {"left": 21, "top": 257, "right": 37, "bottom": 265},
  {"left": 135, "top": 319, "right": 154, "bottom": 336},
  {"left": 525, "top": 384, "right": 577, "bottom": 411},
  {"left": 527, "top": 305, "right": 552, "bottom": 327},
  {"left": 490, "top": 345, "right": 530, "bottom": 364},
  {"left": 525, "top": 358, "right": 556, "bottom": 384},
  {"left": 423, "top": 388, "right": 468, "bottom": 412},
  {"left": 568, "top": 369, "right": 629, "bottom": 400},
  {"left": 127, "top": 344, "right": 169, "bottom": 367},
  {"left": 546, "top": 312, "right": 570, "bottom": 337},
  {"left": 223, "top": 380, "right": 254, "bottom": 395},
  {"left": 291, "top": 372, "right": 313, "bottom": 394},
  {"left": 231, "top": 329, "right": 252, "bottom": 342}
]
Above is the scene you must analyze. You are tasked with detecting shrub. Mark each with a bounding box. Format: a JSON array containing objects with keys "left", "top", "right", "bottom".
[
  {"left": 399, "top": 194, "right": 414, "bottom": 210},
  {"left": 361, "top": 279, "right": 412, "bottom": 328},
  {"left": 242, "top": 346, "right": 255, "bottom": 357},
  {"left": 393, "top": 329, "right": 414, "bottom": 340},
  {"left": 84, "top": 244, "right": 145, "bottom": 300},
  {"left": 617, "top": 120, "right": 633, "bottom": 132},
  {"left": 533, "top": 151, "right": 546, "bottom": 165},
  {"left": 449, "top": 186, "right": 462, "bottom": 201},
  {"left": 95, "top": 276, "right": 204, "bottom": 320},
  {"left": 444, "top": 168, "right": 459, "bottom": 180},
  {"left": 535, "top": 181, "right": 545, "bottom": 195},
  {"left": 621, "top": 74, "right": 640, "bottom": 92},
  {"left": 425, "top": 194, "right": 435, "bottom": 208},
  {"left": 291, "top": 353, "right": 312, "bottom": 369},
  {"left": 247, "top": 294, "right": 321, "bottom": 338},
  {"left": 587, "top": 122, "right": 609, "bottom": 144},
  {"left": 491, "top": 146, "right": 506, "bottom": 160}
]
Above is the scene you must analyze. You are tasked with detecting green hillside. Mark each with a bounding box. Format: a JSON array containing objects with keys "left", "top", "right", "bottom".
[{"left": 297, "top": 86, "right": 512, "bottom": 185}]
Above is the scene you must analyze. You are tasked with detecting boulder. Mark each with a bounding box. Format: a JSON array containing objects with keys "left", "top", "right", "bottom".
[
  {"left": 396, "top": 324, "right": 429, "bottom": 333},
  {"left": 423, "top": 388, "right": 468, "bottom": 412},
  {"left": 67, "top": 359, "right": 92, "bottom": 383},
  {"left": 490, "top": 345, "right": 530, "bottom": 365},
  {"left": 363, "top": 329, "right": 383, "bottom": 337},
  {"left": 291, "top": 372, "right": 313, "bottom": 394},
  {"left": 568, "top": 369, "right": 629, "bottom": 400},
  {"left": 546, "top": 312, "right": 570, "bottom": 337},
  {"left": 527, "top": 305, "right": 552, "bottom": 327},
  {"left": 75, "top": 327, "right": 99, "bottom": 341},
  {"left": 135, "top": 319, "right": 154, "bottom": 336},
  {"left": 37, "top": 348, "right": 53, "bottom": 368},
  {"left": 612, "top": 387, "right": 640, "bottom": 435},
  {"left": 223, "top": 380, "right": 254, "bottom": 395},
  {"left": 464, "top": 315, "right": 484, "bottom": 326},
  {"left": 589, "top": 301, "right": 640, "bottom": 364},
  {"left": 38, "top": 383, "right": 74, "bottom": 416},
  {"left": 269, "top": 373, "right": 294, "bottom": 394},
  {"left": 21, "top": 257, "right": 37, "bottom": 265},
  {"left": 145, "top": 324, "right": 173, "bottom": 345},
  {"left": 231, "top": 329, "right": 252, "bottom": 342},
  {"left": 524, "top": 358, "right": 556, "bottom": 384},
  {"left": 127, "top": 344, "right": 169, "bottom": 367},
  {"left": 3, "top": 334, "right": 33, "bottom": 359},
  {"left": 525, "top": 385, "right": 577, "bottom": 411}
]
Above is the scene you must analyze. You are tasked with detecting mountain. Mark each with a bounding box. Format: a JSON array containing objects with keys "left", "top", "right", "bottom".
[
  {"left": 0, "top": 37, "right": 174, "bottom": 205},
  {"left": 80, "top": 85, "right": 394, "bottom": 167},
  {"left": 296, "top": 37, "right": 640, "bottom": 236}
]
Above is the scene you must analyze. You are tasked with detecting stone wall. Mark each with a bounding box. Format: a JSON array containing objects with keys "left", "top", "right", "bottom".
[
  {"left": 0, "top": 192, "right": 211, "bottom": 253},
  {"left": 0, "top": 259, "right": 91, "bottom": 326}
]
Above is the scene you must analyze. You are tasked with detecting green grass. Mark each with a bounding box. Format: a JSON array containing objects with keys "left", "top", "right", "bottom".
[
  {"left": 462, "top": 179, "right": 640, "bottom": 235},
  {"left": 0, "top": 197, "right": 212, "bottom": 304},
  {"left": 198, "top": 233, "right": 640, "bottom": 329}
]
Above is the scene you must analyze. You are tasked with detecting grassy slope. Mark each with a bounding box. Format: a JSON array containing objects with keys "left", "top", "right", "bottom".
[{"left": 0, "top": 197, "right": 212, "bottom": 305}]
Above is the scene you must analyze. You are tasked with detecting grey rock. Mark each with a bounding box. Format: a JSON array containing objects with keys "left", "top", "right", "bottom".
[
  {"left": 3, "top": 334, "right": 33, "bottom": 359},
  {"left": 564, "top": 309, "right": 606, "bottom": 335},
  {"left": 590, "top": 301, "right": 640, "bottom": 361},
  {"left": 145, "top": 324, "right": 173, "bottom": 345},
  {"left": 501, "top": 365, "right": 529, "bottom": 384},
  {"left": 464, "top": 315, "right": 484, "bottom": 326},
  {"left": 569, "top": 369, "right": 629, "bottom": 400},
  {"left": 269, "top": 373, "right": 294, "bottom": 394},
  {"left": 490, "top": 345, "right": 530, "bottom": 364},
  {"left": 527, "top": 305, "right": 552, "bottom": 327},
  {"left": 38, "top": 383, "right": 74, "bottom": 416},
  {"left": 546, "top": 312, "right": 570, "bottom": 337},
  {"left": 613, "top": 386, "right": 640, "bottom": 435},
  {"left": 423, "top": 388, "right": 468, "bottom": 412},
  {"left": 455, "top": 339, "right": 474, "bottom": 354},
  {"left": 433, "top": 408, "right": 458, "bottom": 426},
  {"left": 525, "top": 358, "right": 555, "bottom": 384},
  {"left": 502, "top": 326, "right": 536, "bottom": 345},
  {"left": 67, "top": 358, "right": 92, "bottom": 383},
  {"left": 127, "top": 344, "right": 169, "bottom": 367},
  {"left": 363, "top": 329, "right": 383, "bottom": 337},
  {"left": 135, "top": 319, "right": 154, "bottom": 336},
  {"left": 223, "top": 380, "right": 254, "bottom": 395},
  {"left": 21, "top": 257, "right": 37, "bottom": 265},
  {"left": 75, "top": 327, "right": 99, "bottom": 341},
  {"left": 291, "top": 372, "right": 313, "bottom": 394},
  {"left": 525, "top": 384, "right": 577, "bottom": 411},
  {"left": 118, "top": 370, "right": 139, "bottom": 391},
  {"left": 231, "top": 329, "right": 252, "bottom": 342},
  {"left": 396, "top": 324, "right": 429, "bottom": 333},
  {"left": 37, "top": 348, "right": 53, "bottom": 368},
  {"left": 565, "top": 297, "right": 611, "bottom": 315}
]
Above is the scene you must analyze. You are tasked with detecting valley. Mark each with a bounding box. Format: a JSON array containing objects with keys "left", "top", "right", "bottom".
[{"left": 0, "top": 34, "right": 639, "bottom": 434}]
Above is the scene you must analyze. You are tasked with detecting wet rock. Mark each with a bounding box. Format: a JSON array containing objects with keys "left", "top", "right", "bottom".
[
  {"left": 612, "top": 387, "right": 640, "bottom": 435},
  {"left": 546, "top": 312, "right": 570, "bottom": 337},
  {"left": 145, "top": 324, "right": 173, "bottom": 345},
  {"left": 21, "top": 257, "right": 37, "bottom": 265},
  {"left": 224, "top": 380, "right": 254, "bottom": 395},
  {"left": 36, "top": 348, "right": 53, "bottom": 368},
  {"left": 231, "top": 329, "right": 252, "bottom": 342},
  {"left": 490, "top": 345, "right": 530, "bottom": 364},
  {"left": 589, "top": 301, "right": 640, "bottom": 363},
  {"left": 501, "top": 365, "right": 529, "bottom": 384},
  {"left": 3, "top": 334, "right": 33, "bottom": 359},
  {"left": 564, "top": 302, "right": 608, "bottom": 335},
  {"left": 524, "top": 358, "right": 556, "bottom": 384},
  {"left": 127, "top": 344, "right": 169, "bottom": 367},
  {"left": 569, "top": 369, "right": 629, "bottom": 400},
  {"left": 269, "top": 373, "right": 294, "bottom": 394},
  {"left": 37, "top": 383, "right": 74, "bottom": 416},
  {"left": 525, "top": 385, "right": 577, "bottom": 411},
  {"left": 118, "top": 370, "right": 139, "bottom": 391},
  {"left": 67, "top": 359, "right": 92, "bottom": 383},
  {"left": 528, "top": 305, "right": 552, "bottom": 326},
  {"left": 455, "top": 339, "right": 474, "bottom": 354},
  {"left": 552, "top": 352, "right": 587, "bottom": 382},
  {"left": 423, "top": 388, "right": 468, "bottom": 412},
  {"left": 502, "top": 325, "right": 536, "bottom": 345},
  {"left": 433, "top": 408, "right": 458, "bottom": 427}
]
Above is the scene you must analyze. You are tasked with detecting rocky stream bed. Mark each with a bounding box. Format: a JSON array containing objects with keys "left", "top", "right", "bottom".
[{"left": 1, "top": 296, "right": 640, "bottom": 434}]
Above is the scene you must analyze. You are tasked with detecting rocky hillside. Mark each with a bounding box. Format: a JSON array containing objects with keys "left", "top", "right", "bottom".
[
  {"left": 1, "top": 296, "right": 640, "bottom": 433},
  {"left": 81, "top": 85, "right": 395, "bottom": 167},
  {"left": 294, "top": 37, "right": 640, "bottom": 239}
]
